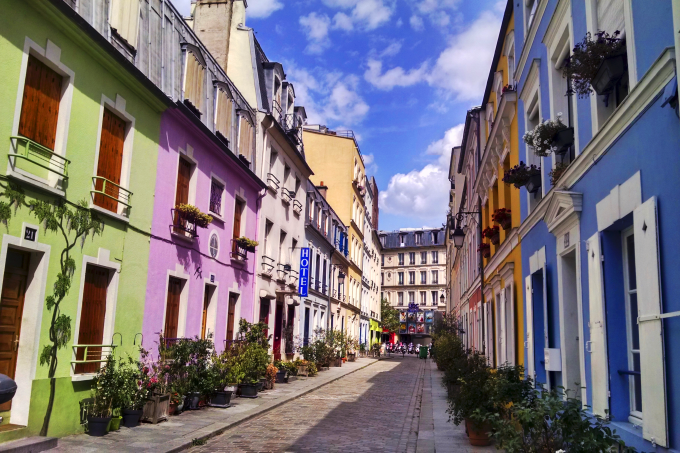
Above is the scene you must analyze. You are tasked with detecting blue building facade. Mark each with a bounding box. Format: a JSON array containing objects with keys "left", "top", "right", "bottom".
[{"left": 514, "top": 0, "right": 680, "bottom": 450}]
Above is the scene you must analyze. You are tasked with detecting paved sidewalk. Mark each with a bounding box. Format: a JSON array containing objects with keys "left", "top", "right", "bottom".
[
  {"left": 46, "top": 358, "right": 379, "bottom": 453},
  {"left": 416, "top": 359, "right": 496, "bottom": 453}
]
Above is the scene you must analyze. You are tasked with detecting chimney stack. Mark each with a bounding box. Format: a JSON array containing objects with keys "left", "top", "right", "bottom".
[{"left": 317, "top": 181, "right": 328, "bottom": 198}]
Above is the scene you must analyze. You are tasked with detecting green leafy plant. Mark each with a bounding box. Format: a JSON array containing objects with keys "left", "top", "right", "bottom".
[
  {"left": 380, "top": 298, "right": 400, "bottom": 333},
  {"left": 235, "top": 236, "right": 259, "bottom": 248},
  {"left": 502, "top": 162, "right": 541, "bottom": 188},
  {"left": 307, "top": 362, "right": 318, "bottom": 376},
  {"left": 563, "top": 31, "right": 625, "bottom": 98},
  {"left": 523, "top": 115, "right": 568, "bottom": 157},
  {"left": 89, "top": 355, "right": 118, "bottom": 418},
  {"left": 240, "top": 343, "right": 270, "bottom": 384},
  {"left": 175, "top": 203, "right": 213, "bottom": 228},
  {"left": 238, "top": 318, "right": 271, "bottom": 349},
  {"left": 549, "top": 161, "right": 570, "bottom": 186}
]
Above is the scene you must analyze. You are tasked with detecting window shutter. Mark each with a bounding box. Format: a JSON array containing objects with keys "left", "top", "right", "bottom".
[
  {"left": 94, "top": 109, "right": 125, "bottom": 212},
  {"left": 597, "top": 0, "right": 625, "bottom": 34},
  {"left": 164, "top": 278, "right": 181, "bottom": 339},
  {"left": 238, "top": 117, "right": 253, "bottom": 160},
  {"left": 499, "top": 290, "right": 506, "bottom": 365},
  {"left": 75, "top": 265, "right": 108, "bottom": 374},
  {"left": 184, "top": 52, "right": 204, "bottom": 111},
  {"left": 215, "top": 89, "right": 233, "bottom": 141},
  {"left": 634, "top": 197, "right": 668, "bottom": 447},
  {"left": 110, "top": 0, "right": 140, "bottom": 47},
  {"left": 19, "top": 56, "right": 62, "bottom": 150},
  {"left": 586, "top": 232, "right": 609, "bottom": 418},
  {"left": 525, "top": 275, "right": 535, "bottom": 380}
]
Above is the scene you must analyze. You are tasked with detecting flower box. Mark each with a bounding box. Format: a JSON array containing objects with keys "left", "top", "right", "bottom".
[
  {"left": 275, "top": 370, "right": 288, "bottom": 383},
  {"left": 500, "top": 217, "right": 511, "bottom": 230},
  {"left": 591, "top": 54, "right": 626, "bottom": 96},
  {"left": 552, "top": 127, "right": 574, "bottom": 155},
  {"left": 489, "top": 232, "right": 500, "bottom": 245},
  {"left": 142, "top": 393, "right": 170, "bottom": 424},
  {"left": 482, "top": 247, "right": 491, "bottom": 259},
  {"left": 526, "top": 173, "right": 542, "bottom": 194},
  {"left": 209, "top": 391, "right": 233, "bottom": 408}
]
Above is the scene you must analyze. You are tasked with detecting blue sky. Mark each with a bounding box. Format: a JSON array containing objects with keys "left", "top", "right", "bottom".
[{"left": 174, "top": 0, "right": 504, "bottom": 231}]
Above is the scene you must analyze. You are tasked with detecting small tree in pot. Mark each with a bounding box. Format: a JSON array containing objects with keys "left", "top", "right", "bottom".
[{"left": 87, "top": 355, "right": 117, "bottom": 436}]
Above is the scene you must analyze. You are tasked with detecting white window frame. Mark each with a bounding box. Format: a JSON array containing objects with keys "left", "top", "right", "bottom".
[
  {"left": 622, "top": 226, "right": 643, "bottom": 424},
  {"left": 520, "top": 61, "right": 544, "bottom": 211}
]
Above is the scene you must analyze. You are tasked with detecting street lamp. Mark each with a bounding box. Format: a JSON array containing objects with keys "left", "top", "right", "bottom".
[
  {"left": 449, "top": 211, "right": 480, "bottom": 250},
  {"left": 451, "top": 226, "right": 466, "bottom": 249},
  {"left": 338, "top": 272, "right": 345, "bottom": 285},
  {"left": 440, "top": 294, "right": 445, "bottom": 305}
]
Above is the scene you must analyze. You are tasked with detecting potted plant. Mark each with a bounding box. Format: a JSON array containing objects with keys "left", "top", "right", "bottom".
[
  {"left": 359, "top": 343, "right": 366, "bottom": 358},
  {"left": 501, "top": 84, "right": 514, "bottom": 93},
  {"left": 552, "top": 126, "right": 574, "bottom": 155},
  {"left": 502, "top": 162, "right": 540, "bottom": 189},
  {"left": 87, "top": 355, "right": 117, "bottom": 436},
  {"left": 563, "top": 30, "right": 626, "bottom": 97},
  {"left": 235, "top": 236, "right": 259, "bottom": 253},
  {"left": 210, "top": 346, "right": 243, "bottom": 407},
  {"left": 549, "top": 161, "right": 570, "bottom": 187},
  {"left": 273, "top": 360, "right": 289, "bottom": 383},
  {"left": 482, "top": 226, "right": 500, "bottom": 246},
  {"left": 478, "top": 243, "right": 491, "bottom": 259},
  {"left": 168, "top": 392, "right": 183, "bottom": 415},
  {"left": 491, "top": 208, "right": 512, "bottom": 230},
  {"left": 523, "top": 115, "right": 568, "bottom": 157},
  {"left": 175, "top": 204, "right": 213, "bottom": 229},
  {"left": 238, "top": 343, "right": 269, "bottom": 397},
  {"left": 265, "top": 363, "right": 278, "bottom": 390},
  {"left": 118, "top": 356, "right": 148, "bottom": 428}
]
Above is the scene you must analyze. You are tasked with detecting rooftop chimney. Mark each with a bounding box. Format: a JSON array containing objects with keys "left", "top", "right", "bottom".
[{"left": 317, "top": 181, "right": 328, "bottom": 198}]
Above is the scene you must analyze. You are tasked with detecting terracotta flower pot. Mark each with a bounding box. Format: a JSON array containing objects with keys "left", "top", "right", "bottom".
[{"left": 465, "top": 419, "right": 492, "bottom": 446}]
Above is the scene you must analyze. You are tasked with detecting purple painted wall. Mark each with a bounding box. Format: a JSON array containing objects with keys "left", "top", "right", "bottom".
[{"left": 142, "top": 109, "right": 261, "bottom": 353}]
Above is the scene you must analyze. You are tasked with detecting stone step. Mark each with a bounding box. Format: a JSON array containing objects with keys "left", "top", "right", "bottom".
[{"left": 0, "top": 437, "right": 58, "bottom": 453}]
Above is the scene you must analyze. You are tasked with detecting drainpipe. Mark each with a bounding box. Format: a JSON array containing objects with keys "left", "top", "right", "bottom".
[{"left": 476, "top": 113, "right": 485, "bottom": 357}]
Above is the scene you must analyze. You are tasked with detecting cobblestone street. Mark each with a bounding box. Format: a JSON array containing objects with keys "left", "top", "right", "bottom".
[{"left": 192, "top": 356, "right": 493, "bottom": 453}]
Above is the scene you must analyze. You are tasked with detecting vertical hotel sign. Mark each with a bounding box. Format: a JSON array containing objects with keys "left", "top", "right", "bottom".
[{"left": 298, "top": 247, "right": 310, "bottom": 297}]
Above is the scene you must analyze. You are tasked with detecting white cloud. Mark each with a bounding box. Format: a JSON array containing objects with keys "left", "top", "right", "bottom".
[
  {"left": 363, "top": 153, "right": 378, "bottom": 174},
  {"left": 364, "top": 8, "right": 502, "bottom": 100},
  {"left": 409, "top": 15, "right": 425, "bottom": 31},
  {"left": 364, "top": 59, "right": 429, "bottom": 91},
  {"left": 379, "top": 124, "right": 464, "bottom": 220},
  {"left": 284, "top": 62, "right": 369, "bottom": 127},
  {"left": 379, "top": 41, "right": 402, "bottom": 58},
  {"left": 299, "top": 13, "right": 332, "bottom": 54},
  {"left": 332, "top": 12, "right": 354, "bottom": 31},
  {"left": 247, "top": 0, "right": 284, "bottom": 19},
  {"left": 321, "top": 0, "right": 395, "bottom": 31}
]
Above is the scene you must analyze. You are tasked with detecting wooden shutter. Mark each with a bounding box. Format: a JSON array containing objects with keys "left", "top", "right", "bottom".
[
  {"left": 215, "top": 89, "right": 233, "bottom": 140},
  {"left": 110, "top": 0, "right": 141, "bottom": 47},
  {"left": 184, "top": 52, "right": 204, "bottom": 111},
  {"left": 525, "top": 275, "right": 535, "bottom": 381},
  {"left": 226, "top": 295, "right": 237, "bottom": 341},
  {"left": 233, "top": 200, "right": 243, "bottom": 240},
  {"left": 201, "top": 288, "right": 209, "bottom": 340},
  {"left": 164, "top": 278, "right": 182, "bottom": 339},
  {"left": 634, "top": 198, "right": 668, "bottom": 447},
  {"left": 499, "top": 290, "right": 506, "bottom": 365},
  {"left": 94, "top": 109, "right": 125, "bottom": 212},
  {"left": 238, "top": 117, "right": 253, "bottom": 160},
  {"left": 18, "top": 56, "right": 62, "bottom": 150},
  {"left": 597, "top": 0, "right": 625, "bottom": 35},
  {"left": 175, "top": 158, "right": 191, "bottom": 206},
  {"left": 75, "top": 265, "right": 108, "bottom": 374},
  {"left": 586, "top": 232, "right": 609, "bottom": 418}
]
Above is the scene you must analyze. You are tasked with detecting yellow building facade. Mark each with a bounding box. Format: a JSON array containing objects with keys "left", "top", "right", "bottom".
[
  {"left": 302, "top": 127, "right": 366, "bottom": 340},
  {"left": 475, "top": 8, "right": 524, "bottom": 369}
]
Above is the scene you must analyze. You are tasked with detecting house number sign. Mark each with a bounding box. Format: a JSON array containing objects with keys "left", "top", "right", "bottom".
[{"left": 24, "top": 227, "right": 37, "bottom": 242}]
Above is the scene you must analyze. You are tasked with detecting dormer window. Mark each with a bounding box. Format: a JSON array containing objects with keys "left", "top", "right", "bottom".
[
  {"left": 183, "top": 47, "right": 205, "bottom": 116},
  {"left": 274, "top": 77, "right": 282, "bottom": 112},
  {"left": 415, "top": 232, "right": 422, "bottom": 245},
  {"left": 214, "top": 85, "right": 235, "bottom": 144}
]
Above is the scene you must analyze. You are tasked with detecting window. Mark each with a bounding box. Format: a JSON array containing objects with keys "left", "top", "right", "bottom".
[
  {"left": 183, "top": 50, "right": 205, "bottom": 113},
  {"left": 278, "top": 230, "right": 287, "bottom": 263},
  {"left": 209, "top": 233, "right": 219, "bottom": 258},
  {"left": 409, "top": 271, "right": 415, "bottom": 285},
  {"left": 109, "top": 0, "right": 141, "bottom": 47},
  {"left": 398, "top": 253, "right": 404, "bottom": 265},
  {"left": 398, "top": 272, "right": 404, "bottom": 285},
  {"left": 94, "top": 109, "right": 126, "bottom": 213},
  {"left": 408, "top": 292, "right": 415, "bottom": 303},
  {"left": 431, "top": 270, "right": 439, "bottom": 284},
  {"left": 420, "top": 271, "right": 427, "bottom": 284},
  {"left": 432, "top": 231, "right": 439, "bottom": 244},
  {"left": 215, "top": 88, "right": 234, "bottom": 143},
  {"left": 380, "top": 235, "right": 386, "bottom": 247},
  {"left": 420, "top": 291, "right": 427, "bottom": 305},
  {"left": 622, "top": 229, "right": 642, "bottom": 421},
  {"left": 421, "top": 251, "right": 427, "bottom": 264},
  {"left": 264, "top": 220, "right": 273, "bottom": 256},
  {"left": 525, "top": 0, "right": 538, "bottom": 32},
  {"left": 398, "top": 292, "right": 404, "bottom": 306},
  {"left": 173, "top": 157, "right": 193, "bottom": 236},
  {"left": 18, "top": 55, "right": 63, "bottom": 150},
  {"left": 284, "top": 165, "right": 291, "bottom": 187},
  {"left": 431, "top": 291, "right": 438, "bottom": 305},
  {"left": 415, "top": 232, "right": 422, "bottom": 244},
  {"left": 381, "top": 254, "right": 384, "bottom": 266},
  {"left": 399, "top": 234, "right": 405, "bottom": 246},
  {"left": 432, "top": 251, "right": 439, "bottom": 264},
  {"left": 232, "top": 199, "right": 244, "bottom": 253},
  {"left": 381, "top": 273, "right": 384, "bottom": 285},
  {"left": 74, "top": 265, "right": 110, "bottom": 374},
  {"left": 238, "top": 115, "right": 254, "bottom": 161},
  {"left": 409, "top": 252, "right": 415, "bottom": 265},
  {"left": 209, "top": 179, "right": 224, "bottom": 215},
  {"left": 164, "top": 277, "right": 182, "bottom": 340}
]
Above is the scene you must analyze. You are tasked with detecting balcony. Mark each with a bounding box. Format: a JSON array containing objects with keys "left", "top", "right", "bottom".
[
  {"left": 171, "top": 208, "right": 197, "bottom": 239},
  {"left": 261, "top": 255, "right": 275, "bottom": 276},
  {"left": 281, "top": 187, "right": 292, "bottom": 204},
  {"left": 293, "top": 199, "right": 303, "bottom": 214},
  {"left": 230, "top": 239, "right": 248, "bottom": 261},
  {"left": 288, "top": 269, "right": 299, "bottom": 286},
  {"left": 9, "top": 136, "right": 70, "bottom": 181},
  {"left": 72, "top": 343, "right": 118, "bottom": 375},
  {"left": 91, "top": 176, "right": 133, "bottom": 218},
  {"left": 267, "top": 173, "right": 280, "bottom": 192},
  {"left": 273, "top": 101, "right": 304, "bottom": 153},
  {"left": 276, "top": 263, "right": 289, "bottom": 282}
]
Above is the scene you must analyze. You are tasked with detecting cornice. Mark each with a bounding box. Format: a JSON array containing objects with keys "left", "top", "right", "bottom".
[
  {"left": 484, "top": 228, "right": 519, "bottom": 277},
  {"left": 544, "top": 191, "right": 582, "bottom": 236},
  {"left": 499, "top": 261, "right": 515, "bottom": 282},
  {"left": 542, "top": 0, "right": 570, "bottom": 49}
]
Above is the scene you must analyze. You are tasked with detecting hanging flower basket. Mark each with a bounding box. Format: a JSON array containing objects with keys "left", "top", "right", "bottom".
[
  {"left": 552, "top": 127, "right": 574, "bottom": 155},
  {"left": 563, "top": 30, "right": 625, "bottom": 98},
  {"left": 503, "top": 162, "right": 541, "bottom": 189},
  {"left": 175, "top": 204, "right": 213, "bottom": 229},
  {"left": 492, "top": 208, "right": 512, "bottom": 230},
  {"left": 482, "top": 226, "right": 500, "bottom": 246},
  {"left": 235, "top": 236, "right": 258, "bottom": 253},
  {"left": 526, "top": 173, "right": 542, "bottom": 194},
  {"left": 478, "top": 243, "right": 491, "bottom": 259},
  {"left": 523, "top": 116, "right": 568, "bottom": 157}
]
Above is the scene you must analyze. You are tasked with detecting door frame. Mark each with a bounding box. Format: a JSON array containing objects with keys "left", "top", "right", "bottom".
[
  {"left": 200, "top": 278, "right": 218, "bottom": 341},
  {"left": 72, "top": 248, "right": 121, "bottom": 381},
  {"left": 0, "top": 224, "right": 51, "bottom": 426},
  {"left": 161, "top": 264, "right": 191, "bottom": 340}
]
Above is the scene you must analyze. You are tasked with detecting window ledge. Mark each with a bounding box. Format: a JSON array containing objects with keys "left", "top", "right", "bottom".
[
  {"left": 209, "top": 212, "right": 225, "bottom": 224},
  {"left": 171, "top": 231, "right": 196, "bottom": 244},
  {"left": 89, "top": 204, "right": 130, "bottom": 224},
  {"left": 71, "top": 373, "right": 96, "bottom": 382},
  {"left": 7, "top": 169, "right": 65, "bottom": 198}
]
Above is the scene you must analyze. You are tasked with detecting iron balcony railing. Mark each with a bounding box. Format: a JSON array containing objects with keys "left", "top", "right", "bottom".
[
  {"left": 277, "top": 263, "right": 288, "bottom": 281},
  {"left": 281, "top": 187, "right": 293, "bottom": 204},
  {"left": 91, "top": 176, "right": 133, "bottom": 216},
  {"left": 72, "top": 343, "right": 118, "bottom": 374},
  {"left": 171, "top": 208, "right": 198, "bottom": 238},
  {"left": 261, "top": 255, "right": 275, "bottom": 275},
  {"left": 267, "top": 172, "right": 280, "bottom": 191},
  {"left": 293, "top": 199, "right": 303, "bottom": 214},
  {"left": 231, "top": 239, "right": 248, "bottom": 261},
  {"left": 9, "top": 136, "right": 70, "bottom": 179},
  {"left": 288, "top": 269, "right": 299, "bottom": 286}
]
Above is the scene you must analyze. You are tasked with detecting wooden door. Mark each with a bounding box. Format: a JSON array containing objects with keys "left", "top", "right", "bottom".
[
  {"left": 19, "top": 55, "right": 62, "bottom": 150},
  {"left": 174, "top": 158, "right": 191, "bottom": 234},
  {"left": 226, "top": 294, "right": 237, "bottom": 342},
  {"left": 232, "top": 200, "right": 243, "bottom": 252},
  {"left": 75, "top": 265, "right": 109, "bottom": 374},
  {"left": 201, "top": 286, "right": 210, "bottom": 340},
  {"left": 94, "top": 109, "right": 125, "bottom": 212},
  {"left": 273, "top": 301, "right": 284, "bottom": 361},
  {"left": 164, "top": 278, "right": 182, "bottom": 340},
  {"left": 0, "top": 249, "right": 30, "bottom": 411}
]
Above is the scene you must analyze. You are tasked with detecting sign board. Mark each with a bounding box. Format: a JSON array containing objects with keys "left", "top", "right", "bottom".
[
  {"left": 298, "top": 247, "right": 310, "bottom": 297},
  {"left": 24, "top": 227, "right": 37, "bottom": 242}
]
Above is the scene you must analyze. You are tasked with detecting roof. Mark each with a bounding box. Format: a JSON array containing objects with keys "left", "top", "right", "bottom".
[{"left": 377, "top": 229, "right": 446, "bottom": 249}]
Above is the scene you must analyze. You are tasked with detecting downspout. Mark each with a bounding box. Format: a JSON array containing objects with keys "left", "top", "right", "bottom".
[
  {"left": 476, "top": 113, "right": 485, "bottom": 356},
  {"left": 250, "top": 187, "right": 267, "bottom": 325}
]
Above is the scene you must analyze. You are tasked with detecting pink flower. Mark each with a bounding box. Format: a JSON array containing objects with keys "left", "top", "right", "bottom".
[
  {"left": 150, "top": 377, "right": 158, "bottom": 384},
  {"left": 143, "top": 367, "right": 149, "bottom": 375}
]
